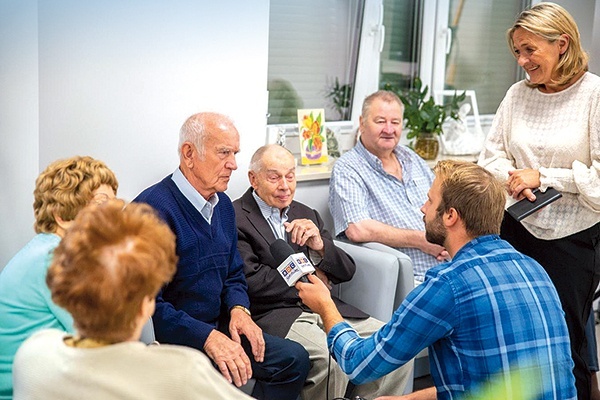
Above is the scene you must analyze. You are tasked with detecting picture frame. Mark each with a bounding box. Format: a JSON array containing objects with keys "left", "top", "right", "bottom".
[{"left": 297, "top": 108, "right": 329, "bottom": 165}]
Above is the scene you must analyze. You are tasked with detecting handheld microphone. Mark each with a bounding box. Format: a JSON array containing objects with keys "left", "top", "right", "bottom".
[{"left": 270, "top": 239, "right": 315, "bottom": 286}]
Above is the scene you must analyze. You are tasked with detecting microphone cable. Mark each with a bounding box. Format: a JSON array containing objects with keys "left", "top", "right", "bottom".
[
  {"left": 328, "top": 350, "right": 363, "bottom": 400},
  {"left": 327, "top": 351, "right": 332, "bottom": 400}
]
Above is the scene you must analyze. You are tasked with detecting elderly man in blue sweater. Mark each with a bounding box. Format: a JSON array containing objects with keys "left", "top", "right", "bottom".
[{"left": 134, "top": 112, "right": 309, "bottom": 399}]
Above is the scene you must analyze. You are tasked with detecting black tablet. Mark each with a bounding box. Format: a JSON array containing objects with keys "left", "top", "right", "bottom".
[{"left": 506, "top": 187, "right": 562, "bottom": 222}]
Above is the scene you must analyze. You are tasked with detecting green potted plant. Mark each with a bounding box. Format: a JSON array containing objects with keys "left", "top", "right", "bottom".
[
  {"left": 325, "top": 78, "right": 352, "bottom": 121},
  {"left": 384, "top": 78, "right": 466, "bottom": 160}
]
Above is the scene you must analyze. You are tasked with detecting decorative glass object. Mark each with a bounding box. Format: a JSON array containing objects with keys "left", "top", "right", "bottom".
[{"left": 414, "top": 133, "right": 439, "bottom": 160}]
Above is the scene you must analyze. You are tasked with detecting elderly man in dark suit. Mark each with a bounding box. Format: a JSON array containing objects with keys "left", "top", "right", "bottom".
[{"left": 233, "top": 144, "right": 412, "bottom": 399}]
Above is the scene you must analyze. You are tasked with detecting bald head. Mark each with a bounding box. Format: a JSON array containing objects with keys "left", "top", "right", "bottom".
[
  {"left": 249, "top": 144, "right": 294, "bottom": 173},
  {"left": 249, "top": 145, "right": 296, "bottom": 210}
]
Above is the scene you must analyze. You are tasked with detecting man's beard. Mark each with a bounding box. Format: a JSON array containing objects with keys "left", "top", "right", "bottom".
[{"left": 425, "top": 213, "right": 447, "bottom": 247}]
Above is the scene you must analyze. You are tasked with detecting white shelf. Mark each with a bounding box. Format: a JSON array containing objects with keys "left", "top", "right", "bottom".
[{"left": 296, "top": 159, "right": 335, "bottom": 182}]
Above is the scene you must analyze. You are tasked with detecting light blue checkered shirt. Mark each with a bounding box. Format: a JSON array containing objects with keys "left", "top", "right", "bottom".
[
  {"left": 327, "top": 235, "right": 576, "bottom": 399},
  {"left": 329, "top": 140, "right": 439, "bottom": 281}
]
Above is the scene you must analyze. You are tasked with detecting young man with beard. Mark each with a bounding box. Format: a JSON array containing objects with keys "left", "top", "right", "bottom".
[{"left": 297, "top": 160, "right": 576, "bottom": 400}]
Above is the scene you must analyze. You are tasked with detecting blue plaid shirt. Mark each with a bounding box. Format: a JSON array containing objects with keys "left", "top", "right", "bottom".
[
  {"left": 329, "top": 140, "right": 440, "bottom": 281},
  {"left": 327, "top": 235, "right": 576, "bottom": 399}
]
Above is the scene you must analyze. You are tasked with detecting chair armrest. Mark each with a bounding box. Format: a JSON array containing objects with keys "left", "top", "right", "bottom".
[
  {"left": 333, "top": 240, "right": 400, "bottom": 322},
  {"left": 357, "top": 243, "right": 429, "bottom": 378},
  {"left": 358, "top": 242, "right": 415, "bottom": 310}
]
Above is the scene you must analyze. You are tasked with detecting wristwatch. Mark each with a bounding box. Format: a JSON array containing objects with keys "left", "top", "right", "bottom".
[{"left": 231, "top": 305, "right": 251, "bottom": 316}]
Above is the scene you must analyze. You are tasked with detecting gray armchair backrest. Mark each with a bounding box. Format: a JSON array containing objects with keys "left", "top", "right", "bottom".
[
  {"left": 333, "top": 240, "right": 415, "bottom": 322},
  {"left": 139, "top": 317, "right": 156, "bottom": 345},
  {"left": 358, "top": 242, "right": 415, "bottom": 311}
]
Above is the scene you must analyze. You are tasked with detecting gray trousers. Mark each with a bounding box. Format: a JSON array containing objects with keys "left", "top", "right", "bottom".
[{"left": 285, "top": 312, "right": 413, "bottom": 400}]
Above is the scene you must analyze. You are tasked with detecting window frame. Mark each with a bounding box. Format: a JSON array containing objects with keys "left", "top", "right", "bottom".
[{"left": 265, "top": 0, "right": 530, "bottom": 160}]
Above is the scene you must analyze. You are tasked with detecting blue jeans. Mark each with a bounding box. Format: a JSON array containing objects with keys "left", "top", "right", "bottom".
[{"left": 241, "top": 332, "right": 309, "bottom": 400}]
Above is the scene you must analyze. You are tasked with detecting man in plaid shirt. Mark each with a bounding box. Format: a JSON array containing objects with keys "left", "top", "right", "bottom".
[
  {"left": 329, "top": 90, "right": 448, "bottom": 283},
  {"left": 299, "top": 160, "right": 576, "bottom": 400}
]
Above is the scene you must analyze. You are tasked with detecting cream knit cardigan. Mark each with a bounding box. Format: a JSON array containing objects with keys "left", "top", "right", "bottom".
[{"left": 479, "top": 72, "right": 600, "bottom": 240}]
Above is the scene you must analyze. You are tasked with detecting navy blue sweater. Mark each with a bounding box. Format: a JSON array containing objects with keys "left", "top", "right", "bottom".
[{"left": 134, "top": 175, "right": 250, "bottom": 350}]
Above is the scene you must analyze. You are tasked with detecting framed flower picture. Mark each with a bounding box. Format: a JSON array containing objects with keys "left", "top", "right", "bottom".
[{"left": 297, "top": 108, "right": 328, "bottom": 165}]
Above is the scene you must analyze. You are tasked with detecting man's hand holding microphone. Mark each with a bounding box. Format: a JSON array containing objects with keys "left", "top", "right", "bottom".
[{"left": 270, "top": 223, "right": 343, "bottom": 334}]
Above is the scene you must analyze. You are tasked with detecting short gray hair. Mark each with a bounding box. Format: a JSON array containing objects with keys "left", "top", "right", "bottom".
[
  {"left": 361, "top": 90, "right": 403, "bottom": 118},
  {"left": 178, "top": 112, "right": 233, "bottom": 159}
]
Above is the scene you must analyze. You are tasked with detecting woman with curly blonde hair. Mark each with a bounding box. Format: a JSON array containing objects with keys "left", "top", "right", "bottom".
[{"left": 0, "top": 156, "right": 117, "bottom": 399}]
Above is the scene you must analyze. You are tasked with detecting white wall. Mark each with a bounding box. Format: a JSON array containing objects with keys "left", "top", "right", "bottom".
[
  {"left": 540, "top": 0, "right": 600, "bottom": 72},
  {"left": 1, "top": 0, "right": 599, "bottom": 270},
  {"left": 0, "top": 0, "right": 270, "bottom": 269},
  {"left": 0, "top": 1, "right": 39, "bottom": 270}
]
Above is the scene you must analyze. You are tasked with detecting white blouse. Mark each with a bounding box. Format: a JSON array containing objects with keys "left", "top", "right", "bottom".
[{"left": 478, "top": 72, "right": 600, "bottom": 240}]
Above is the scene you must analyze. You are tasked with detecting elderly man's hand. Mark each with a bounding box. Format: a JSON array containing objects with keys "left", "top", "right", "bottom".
[
  {"left": 421, "top": 234, "right": 450, "bottom": 261},
  {"left": 315, "top": 268, "right": 332, "bottom": 290},
  {"left": 285, "top": 219, "right": 324, "bottom": 253},
  {"left": 229, "top": 307, "right": 265, "bottom": 363},
  {"left": 204, "top": 329, "right": 253, "bottom": 387}
]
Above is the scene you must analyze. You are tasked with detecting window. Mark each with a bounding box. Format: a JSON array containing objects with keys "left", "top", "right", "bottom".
[
  {"left": 267, "top": 0, "right": 365, "bottom": 124},
  {"left": 378, "top": 0, "right": 528, "bottom": 117},
  {"left": 266, "top": 0, "right": 531, "bottom": 154},
  {"left": 379, "top": 0, "right": 422, "bottom": 94},
  {"left": 429, "top": 0, "right": 529, "bottom": 115}
]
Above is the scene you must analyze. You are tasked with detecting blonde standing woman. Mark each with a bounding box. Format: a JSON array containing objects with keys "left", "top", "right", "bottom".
[{"left": 479, "top": 3, "right": 600, "bottom": 398}]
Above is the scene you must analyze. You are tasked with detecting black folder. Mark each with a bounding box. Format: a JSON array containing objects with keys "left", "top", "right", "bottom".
[{"left": 506, "top": 187, "right": 562, "bottom": 221}]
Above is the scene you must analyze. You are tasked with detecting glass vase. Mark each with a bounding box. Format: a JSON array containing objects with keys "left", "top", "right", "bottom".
[{"left": 414, "top": 133, "right": 439, "bottom": 160}]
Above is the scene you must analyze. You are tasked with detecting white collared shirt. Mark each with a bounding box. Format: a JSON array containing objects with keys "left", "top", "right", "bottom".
[
  {"left": 171, "top": 168, "right": 219, "bottom": 224},
  {"left": 252, "top": 190, "right": 289, "bottom": 240},
  {"left": 252, "top": 190, "right": 322, "bottom": 265}
]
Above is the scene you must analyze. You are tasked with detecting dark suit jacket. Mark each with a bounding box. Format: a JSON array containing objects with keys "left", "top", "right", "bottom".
[{"left": 233, "top": 188, "right": 368, "bottom": 338}]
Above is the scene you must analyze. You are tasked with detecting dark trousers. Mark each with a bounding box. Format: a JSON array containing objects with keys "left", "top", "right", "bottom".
[
  {"left": 241, "top": 332, "right": 309, "bottom": 400},
  {"left": 501, "top": 214, "right": 600, "bottom": 399}
]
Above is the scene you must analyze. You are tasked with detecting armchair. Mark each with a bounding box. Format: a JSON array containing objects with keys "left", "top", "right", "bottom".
[
  {"left": 333, "top": 240, "right": 430, "bottom": 379},
  {"left": 139, "top": 318, "right": 156, "bottom": 345},
  {"left": 333, "top": 240, "right": 414, "bottom": 322}
]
